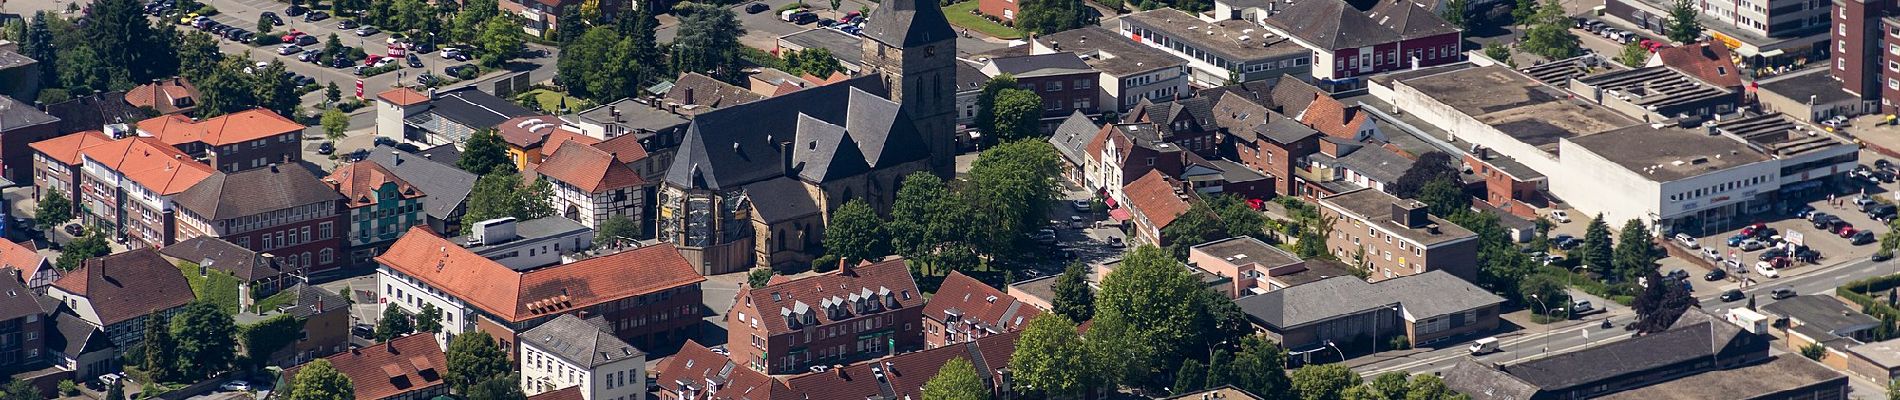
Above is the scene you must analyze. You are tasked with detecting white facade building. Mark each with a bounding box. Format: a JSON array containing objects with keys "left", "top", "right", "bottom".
[{"left": 519, "top": 314, "right": 646, "bottom": 400}]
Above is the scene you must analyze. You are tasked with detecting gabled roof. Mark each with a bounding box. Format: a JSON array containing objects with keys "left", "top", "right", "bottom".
[
  {"left": 376, "top": 227, "right": 705, "bottom": 322},
  {"left": 29, "top": 130, "right": 114, "bottom": 166},
  {"left": 665, "top": 73, "right": 766, "bottom": 110},
  {"left": 174, "top": 163, "right": 344, "bottom": 221},
  {"left": 46, "top": 308, "right": 113, "bottom": 358},
  {"left": 1264, "top": 0, "right": 1399, "bottom": 50},
  {"left": 1653, "top": 42, "right": 1743, "bottom": 89},
  {"left": 742, "top": 178, "right": 821, "bottom": 224},
  {"left": 496, "top": 116, "right": 600, "bottom": 150},
  {"left": 664, "top": 78, "right": 923, "bottom": 190},
  {"left": 284, "top": 283, "right": 349, "bottom": 318},
  {"left": 1298, "top": 94, "right": 1369, "bottom": 140},
  {"left": 535, "top": 141, "right": 648, "bottom": 193},
  {"left": 42, "top": 92, "right": 148, "bottom": 135},
  {"left": 426, "top": 88, "right": 535, "bottom": 130},
  {"left": 922, "top": 271, "right": 1040, "bottom": 334},
  {"left": 365, "top": 147, "right": 477, "bottom": 222},
  {"left": 77, "top": 136, "right": 216, "bottom": 195},
  {"left": 124, "top": 78, "right": 201, "bottom": 115},
  {"left": 285, "top": 334, "right": 446, "bottom": 400},
  {"left": 653, "top": 341, "right": 786, "bottom": 400},
  {"left": 522, "top": 314, "right": 645, "bottom": 368},
  {"left": 740, "top": 258, "right": 922, "bottom": 334},
  {"left": 0, "top": 239, "right": 45, "bottom": 285},
  {"left": 0, "top": 276, "right": 39, "bottom": 322},
  {"left": 1123, "top": 170, "right": 1193, "bottom": 230},
  {"left": 1139, "top": 97, "right": 1216, "bottom": 138},
  {"left": 863, "top": 0, "right": 955, "bottom": 48},
  {"left": 1365, "top": 0, "right": 1459, "bottom": 40},
  {"left": 778, "top": 329, "right": 1025, "bottom": 400},
  {"left": 527, "top": 387, "right": 585, "bottom": 400},
  {"left": 1049, "top": 111, "right": 1100, "bottom": 166},
  {"left": 327, "top": 161, "right": 426, "bottom": 209},
  {"left": 376, "top": 87, "right": 430, "bottom": 107},
  {"left": 158, "top": 236, "right": 289, "bottom": 282},
  {"left": 52, "top": 249, "right": 195, "bottom": 326},
  {"left": 1235, "top": 270, "right": 1501, "bottom": 329},
  {"left": 135, "top": 108, "right": 304, "bottom": 147},
  {"left": 0, "top": 95, "right": 59, "bottom": 132}
]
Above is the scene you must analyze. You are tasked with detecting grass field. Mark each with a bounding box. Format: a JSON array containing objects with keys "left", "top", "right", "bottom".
[{"left": 942, "top": 1, "right": 1022, "bottom": 40}]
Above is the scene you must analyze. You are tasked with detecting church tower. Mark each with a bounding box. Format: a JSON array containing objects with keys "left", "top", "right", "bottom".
[{"left": 862, "top": 0, "right": 957, "bottom": 176}]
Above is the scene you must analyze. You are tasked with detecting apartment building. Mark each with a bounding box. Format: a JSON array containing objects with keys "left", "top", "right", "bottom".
[
  {"left": 978, "top": 26, "right": 1191, "bottom": 113},
  {"left": 326, "top": 160, "right": 428, "bottom": 265},
  {"left": 519, "top": 314, "right": 646, "bottom": 400},
  {"left": 135, "top": 109, "right": 305, "bottom": 173},
  {"left": 1318, "top": 188, "right": 1479, "bottom": 282},
  {"left": 921, "top": 271, "right": 1039, "bottom": 348},
  {"left": 1120, "top": 8, "right": 1311, "bottom": 86},
  {"left": 725, "top": 258, "right": 924, "bottom": 375},
  {"left": 44, "top": 250, "right": 195, "bottom": 350},
  {"left": 0, "top": 96, "right": 62, "bottom": 183},
  {"left": 31, "top": 128, "right": 216, "bottom": 249},
  {"left": 172, "top": 163, "right": 347, "bottom": 272}
]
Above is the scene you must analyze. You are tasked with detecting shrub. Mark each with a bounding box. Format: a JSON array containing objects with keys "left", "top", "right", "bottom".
[
  {"left": 254, "top": 34, "right": 282, "bottom": 45},
  {"left": 195, "top": 4, "right": 218, "bottom": 15},
  {"left": 59, "top": 380, "right": 77, "bottom": 396}
]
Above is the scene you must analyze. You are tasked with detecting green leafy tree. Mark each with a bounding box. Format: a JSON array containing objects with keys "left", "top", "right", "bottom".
[
  {"left": 35, "top": 191, "right": 73, "bottom": 232},
  {"left": 596, "top": 217, "right": 639, "bottom": 244},
  {"left": 1404, "top": 375, "right": 1467, "bottom": 400},
  {"left": 170, "top": 302, "right": 238, "bottom": 378},
  {"left": 1051, "top": 263, "right": 1095, "bottom": 322},
  {"left": 1388, "top": 152, "right": 1460, "bottom": 198},
  {"left": 251, "top": 60, "right": 300, "bottom": 116},
  {"left": 1015, "top": 0, "right": 1094, "bottom": 35},
  {"left": 1367, "top": 372, "right": 1411, "bottom": 400},
  {"left": 103, "top": 380, "right": 124, "bottom": 400},
  {"left": 56, "top": 228, "right": 109, "bottom": 271},
  {"left": 1801, "top": 343, "right": 1826, "bottom": 361},
  {"left": 453, "top": 0, "right": 501, "bottom": 43},
  {"left": 973, "top": 75, "right": 1019, "bottom": 135},
  {"left": 467, "top": 374, "right": 527, "bottom": 400},
  {"left": 415, "top": 303, "right": 443, "bottom": 333},
  {"left": 477, "top": 14, "right": 524, "bottom": 67},
  {"left": 86, "top": 0, "right": 177, "bottom": 84},
  {"left": 1519, "top": 0, "right": 1581, "bottom": 59},
  {"left": 447, "top": 331, "right": 512, "bottom": 394},
  {"left": 375, "top": 306, "right": 415, "bottom": 341},
  {"left": 1580, "top": 214, "right": 1615, "bottom": 276},
  {"left": 463, "top": 174, "right": 556, "bottom": 233},
  {"left": 1483, "top": 42, "right": 1512, "bottom": 64},
  {"left": 1230, "top": 335, "right": 1293, "bottom": 400},
  {"left": 325, "top": 82, "right": 343, "bottom": 104},
  {"left": 1617, "top": 41, "right": 1650, "bottom": 67},
  {"left": 1010, "top": 314, "right": 1095, "bottom": 397},
  {"left": 1091, "top": 245, "right": 1235, "bottom": 389},
  {"left": 1512, "top": 0, "right": 1536, "bottom": 26},
  {"left": 555, "top": 5, "right": 585, "bottom": 44},
  {"left": 890, "top": 172, "right": 966, "bottom": 273},
  {"left": 1519, "top": 274, "right": 1567, "bottom": 317},
  {"left": 747, "top": 268, "right": 774, "bottom": 288},
  {"left": 458, "top": 129, "right": 513, "bottom": 176},
  {"left": 989, "top": 88, "right": 1043, "bottom": 143},
  {"left": 921, "top": 357, "right": 990, "bottom": 400},
  {"left": 616, "top": 4, "right": 664, "bottom": 87},
  {"left": 1416, "top": 177, "right": 1466, "bottom": 217},
  {"left": 822, "top": 199, "right": 890, "bottom": 265},
  {"left": 965, "top": 141, "right": 1063, "bottom": 259},
  {"left": 257, "top": 14, "right": 275, "bottom": 35},
  {"left": 556, "top": 27, "right": 636, "bottom": 102},
  {"left": 322, "top": 108, "right": 350, "bottom": 140},
  {"left": 1163, "top": 194, "right": 1268, "bottom": 251},
  {"left": 1666, "top": 0, "right": 1702, "bottom": 43},
  {"left": 21, "top": 12, "right": 58, "bottom": 88},
  {"left": 783, "top": 48, "right": 844, "bottom": 78},
  {"left": 1440, "top": 0, "right": 1468, "bottom": 29},
  {"left": 141, "top": 312, "right": 179, "bottom": 382},
  {"left": 1612, "top": 219, "right": 1655, "bottom": 281},
  {"left": 1631, "top": 270, "right": 1699, "bottom": 333},
  {"left": 1291, "top": 364, "right": 1362, "bottom": 400},
  {"left": 287, "top": 360, "right": 355, "bottom": 400},
  {"left": 57, "top": 44, "right": 109, "bottom": 94},
  {"left": 670, "top": 4, "right": 747, "bottom": 83},
  {"left": 1173, "top": 359, "right": 1208, "bottom": 394}
]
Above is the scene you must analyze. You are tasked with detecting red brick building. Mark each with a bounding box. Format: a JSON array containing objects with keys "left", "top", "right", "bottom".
[
  {"left": 135, "top": 108, "right": 305, "bottom": 173},
  {"left": 921, "top": 271, "right": 1039, "bottom": 348},
  {"left": 283, "top": 334, "right": 448, "bottom": 400},
  {"left": 726, "top": 258, "right": 924, "bottom": 375},
  {"left": 0, "top": 96, "right": 63, "bottom": 184},
  {"left": 1257, "top": 0, "right": 1461, "bottom": 82},
  {"left": 976, "top": 0, "right": 1020, "bottom": 24},
  {"left": 172, "top": 163, "right": 348, "bottom": 272}
]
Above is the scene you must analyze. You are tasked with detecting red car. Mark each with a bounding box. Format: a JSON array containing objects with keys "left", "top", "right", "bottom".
[
  {"left": 281, "top": 30, "right": 304, "bottom": 43},
  {"left": 1840, "top": 227, "right": 1859, "bottom": 237}
]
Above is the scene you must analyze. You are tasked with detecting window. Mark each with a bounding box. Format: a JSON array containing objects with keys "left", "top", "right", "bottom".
[
  {"left": 1842, "top": 23, "right": 1849, "bottom": 35},
  {"left": 319, "top": 222, "right": 333, "bottom": 239},
  {"left": 320, "top": 248, "right": 335, "bottom": 264},
  {"left": 1047, "top": 81, "right": 1062, "bottom": 91}
]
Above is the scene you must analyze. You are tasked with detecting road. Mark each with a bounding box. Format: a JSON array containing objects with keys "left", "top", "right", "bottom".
[
  {"left": 1354, "top": 256, "right": 1900, "bottom": 380},
  {"left": 661, "top": 0, "right": 1007, "bottom": 58}
]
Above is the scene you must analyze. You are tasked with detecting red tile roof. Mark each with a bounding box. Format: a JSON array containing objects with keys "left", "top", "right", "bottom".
[
  {"left": 0, "top": 240, "right": 44, "bottom": 287},
  {"left": 124, "top": 78, "right": 202, "bottom": 115},
  {"left": 1655, "top": 42, "right": 1744, "bottom": 89},
  {"left": 590, "top": 134, "right": 652, "bottom": 165},
  {"left": 376, "top": 227, "right": 705, "bottom": 322},
  {"left": 77, "top": 137, "right": 216, "bottom": 195},
  {"left": 1298, "top": 94, "right": 1368, "bottom": 141},
  {"left": 51, "top": 249, "right": 195, "bottom": 326},
  {"left": 496, "top": 116, "right": 599, "bottom": 150},
  {"left": 527, "top": 386, "right": 585, "bottom": 400},
  {"left": 136, "top": 108, "right": 305, "bottom": 147},
  {"left": 535, "top": 142, "right": 647, "bottom": 193},
  {"left": 1123, "top": 170, "right": 1192, "bottom": 230},
  {"left": 739, "top": 258, "right": 922, "bottom": 334},
  {"left": 29, "top": 131, "right": 114, "bottom": 165},
  {"left": 378, "top": 88, "right": 430, "bottom": 107},
  {"left": 779, "top": 330, "right": 1023, "bottom": 400},
  {"left": 285, "top": 334, "right": 447, "bottom": 400},
  {"left": 327, "top": 161, "right": 425, "bottom": 208},
  {"left": 922, "top": 271, "right": 1040, "bottom": 334},
  {"left": 653, "top": 341, "right": 786, "bottom": 400}
]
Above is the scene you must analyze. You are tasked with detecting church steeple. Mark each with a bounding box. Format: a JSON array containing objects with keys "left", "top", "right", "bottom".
[
  {"left": 864, "top": 0, "right": 956, "bottom": 49},
  {"left": 862, "top": 0, "right": 958, "bottom": 176}
]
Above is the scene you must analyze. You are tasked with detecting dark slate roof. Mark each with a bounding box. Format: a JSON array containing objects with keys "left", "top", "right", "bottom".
[
  {"left": 0, "top": 277, "right": 38, "bottom": 322},
  {"left": 41, "top": 92, "right": 148, "bottom": 134},
  {"left": 0, "top": 95, "right": 59, "bottom": 132},
  {"left": 986, "top": 53, "right": 1095, "bottom": 78},
  {"left": 743, "top": 178, "right": 822, "bottom": 223},
  {"left": 864, "top": 0, "right": 956, "bottom": 48},
  {"left": 1473, "top": 309, "right": 1762, "bottom": 395},
  {"left": 174, "top": 163, "right": 344, "bottom": 221},
  {"left": 1265, "top": 0, "right": 1398, "bottom": 51},
  {"left": 1235, "top": 270, "right": 1501, "bottom": 329},
  {"left": 1312, "top": 141, "right": 1413, "bottom": 184},
  {"left": 366, "top": 146, "right": 477, "bottom": 221},
  {"left": 1365, "top": 0, "right": 1459, "bottom": 39},
  {"left": 46, "top": 308, "right": 112, "bottom": 357},
  {"left": 285, "top": 283, "right": 348, "bottom": 318},
  {"left": 0, "top": 49, "right": 35, "bottom": 69},
  {"left": 522, "top": 314, "right": 645, "bottom": 368},
  {"left": 1760, "top": 295, "right": 1881, "bottom": 337},
  {"left": 665, "top": 77, "right": 926, "bottom": 190},
  {"left": 1049, "top": 111, "right": 1098, "bottom": 166},
  {"left": 431, "top": 88, "right": 535, "bottom": 130},
  {"left": 1443, "top": 359, "right": 1539, "bottom": 400},
  {"left": 1759, "top": 68, "right": 1858, "bottom": 106},
  {"left": 956, "top": 61, "right": 990, "bottom": 94},
  {"left": 1143, "top": 97, "right": 1216, "bottom": 138},
  {"left": 158, "top": 236, "right": 288, "bottom": 282},
  {"left": 1256, "top": 115, "right": 1321, "bottom": 143},
  {"left": 780, "top": 28, "right": 866, "bottom": 67}
]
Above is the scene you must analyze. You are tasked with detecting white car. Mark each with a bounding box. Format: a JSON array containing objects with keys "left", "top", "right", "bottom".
[
  {"left": 1701, "top": 247, "right": 1720, "bottom": 260},
  {"left": 1674, "top": 233, "right": 1699, "bottom": 249},
  {"left": 277, "top": 44, "right": 303, "bottom": 55},
  {"left": 1550, "top": 210, "right": 1571, "bottom": 223},
  {"left": 219, "top": 381, "right": 251, "bottom": 392},
  {"left": 1755, "top": 261, "right": 1781, "bottom": 278}
]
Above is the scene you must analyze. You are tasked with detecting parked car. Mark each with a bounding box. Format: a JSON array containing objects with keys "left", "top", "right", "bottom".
[
  {"left": 416, "top": 73, "right": 438, "bottom": 85},
  {"left": 1755, "top": 261, "right": 1781, "bottom": 278},
  {"left": 1839, "top": 226, "right": 1859, "bottom": 238},
  {"left": 296, "top": 35, "right": 318, "bottom": 46},
  {"left": 1704, "top": 268, "right": 1727, "bottom": 281},
  {"left": 285, "top": 4, "right": 307, "bottom": 16},
  {"left": 1759, "top": 248, "right": 1788, "bottom": 261},
  {"left": 1720, "top": 289, "right": 1745, "bottom": 302},
  {"left": 355, "top": 26, "right": 379, "bottom": 36},
  {"left": 219, "top": 381, "right": 251, "bottom": 392},
  {"left": 1569, "top": 299, "right": 1598, "bottom": 316},
  {"left": 444, "top": 64, "right": 475, "bottom": 78},
  {"left": 1701, "top": 247, "right": 1720, "bottom": 260},
  {"left": 1771, "top": 287, "right": 1797, "bottom": 300},
  {"left": 745, "top": 2, "right": 769, "bottom": 13},
  {"left": 1793, "top": 205, "right": 1816, "bottom": 218},
  {"left": 304, "top": 11, "right": 329, "bottom": 21},
  {"left": 1550, "top": 210, "right": 1571, "bottom": 223},
  {"left": 1738, "top": 238, "right": 1765, "bottom": 251},
  {"left": 338, "top": 19, "right": 359, "bottom": 29},
  {"left": 277, "top": 44, "right": 303, "bottom": 55},
  {"left": 298, "top": 51, "right": 321, "bottom": 62},
  {"left": 1666, "top": 268, "right": 1689, "bottom": 281},
  {"left": 1854, "top": 230, "right": 1877, "bottom": 245},
  {"left": 1877, "top": 250, "right": 1894, "bottom": 262},
  {"left": 1674, "top": 233, "right": 1698, "bottom": 249},
  {"left": 407, "top": 54, "right": 423, "bottom": 68},
  {"left": 262, "top": 12, "right": 282, "bottom": 25}
]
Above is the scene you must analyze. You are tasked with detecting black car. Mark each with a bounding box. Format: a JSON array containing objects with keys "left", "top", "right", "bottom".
[
  {"left": 262, "top": 12, "right": 282, "bottom": 25},
  {"left": 1703, "top": 269, "right": 1727, "bottom": 281},
  {"left": 316, "top": 142, "right": 336, "bottom": 155},
  {"left": 348, "top": 149, "right": 369, "bottom": 161},
  {"left": 304, "top": 11, "right": 329, "bottom": 22},
  {"left": 1666, "top": 268, "right": 1689, "bottom": 281},
  {"left": 1720, "top": 289, "right": 1745, "bottom": 302},
  {"left": 417, "top": 73, "right": 438, "bottom": 85},
  {"left": 330, "top": 57, "right": 354, "bottom": 68},
  {"left": 745, "top": 2, "right": 768, "bottom": 13},
  {"left": 817, "top": 18, "right": 837, "bottom": 27},
  {"left": 296, "top": 35, "right": 319, "bottom": 46},
  {"left": 350, "top": 324, "right": 374, "bottom": 339},
  {"left": 285, "top": 5, "right": 307, "bottom": 16},
  {"left": 407, "top": 54, "right": 423, "bottom": 68},
  {"left": 338, "top": 19, "right": 358, "bottom": 29},
  {"left": 1879, "top": 159, "right": 1894, "bottom": 170},
  {"left": 444, "top": 64, "right": 474, "bottom": 78},
  {"left": 1878, "top": 250, "right": 1895, "bottom": 262}
]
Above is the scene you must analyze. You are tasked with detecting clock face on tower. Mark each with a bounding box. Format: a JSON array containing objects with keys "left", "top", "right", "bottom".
[{"left": 925, "top": 45, "right": 937, "bottom": 57}]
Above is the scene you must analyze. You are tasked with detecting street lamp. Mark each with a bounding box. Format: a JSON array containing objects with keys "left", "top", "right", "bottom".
[
  {"left": 1373, "top": 304, "right": 1400, "bottom": 354},
  {"left": 1529, "top": 294, "right": 1551, "bottom": 353},
  {"left": 1324, "top": 340, "right": 1346, "bottom": 362}
]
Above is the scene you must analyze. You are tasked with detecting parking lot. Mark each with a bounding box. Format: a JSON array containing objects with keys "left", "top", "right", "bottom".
[{"left": 664, "top": 0, "right": 1008, "bottom": 58}]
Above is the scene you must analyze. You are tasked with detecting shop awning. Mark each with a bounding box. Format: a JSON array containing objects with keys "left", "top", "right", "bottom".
[{"left": 1109, "top": 209, "right": 1132, "bottom": 221}]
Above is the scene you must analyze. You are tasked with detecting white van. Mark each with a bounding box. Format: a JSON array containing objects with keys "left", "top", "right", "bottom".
[{"left": 1469, "top": 337, "right": 1500, "bottom": 354}]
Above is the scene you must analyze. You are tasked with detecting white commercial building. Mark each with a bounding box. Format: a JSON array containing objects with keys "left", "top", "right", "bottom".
[{"left": 519, "top": 314, "right": 647, "bottom": 400}]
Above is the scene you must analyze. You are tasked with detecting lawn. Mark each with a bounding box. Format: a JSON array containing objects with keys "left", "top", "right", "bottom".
[
  {"left": 942, "top": 1, "right": 1022, "bottom": 40},
  {"left": 175, "top": 261, "right": 243, "bottom": 315},
  {"left": 517, "top": 89, "right": 597, "bottom": 114}
]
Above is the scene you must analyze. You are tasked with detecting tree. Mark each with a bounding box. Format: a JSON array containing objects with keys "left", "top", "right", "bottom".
[
  {"left": 556, "top": 27, "right": 636, "bottom": 102},
  {"left": 1800, "top": 343, "right": 1827, "bottom": 361},
  {"left": 1291, "top": 364, "right": 1362, "bottom": 400},
  {"left": 1367, "top": 372, "right": 1411, "bottom": 400},
  {"left": 1666, "top": 0, "right": 1701, "bottom": 43},
  {"left": 1015, "top": 0, "right": 1094, "bottom": 35},
  {"left": 170, "top": 302, "right": 238, "bottom": 378},
  {"left": 1612, "top": 219, "right": 1655, "bottom": 281},
  {"left": 322, "top": 108, "right": 350, "bottom": 140},
  {"left": 1010, "top": 315, "right": 1095, "bottom": 397},
  {"left": 477, "top": 14, "right": 524, "bottom": 67},
  {"left": 616, "top": 4, "right": 663, "bottom": 87},
  {"left": 1519, "top": 274, "right": 1567, "bottom": 317},
  {"left": 1091, "top": 245, "right": 1233, "bottom": 389},
  {"left": 921, "top": 357, "right": 990, "bottom": 400},
  {"left": 458, "top": 129, "right": 513, "bottom": 176},
  {"left": 20, "top": 12, "right": 57, "bottom": 88},
  {"left": 973, "top": 75, "right": 1019, "bottom": 135},
  {"left": 1050, "top": 263, "right": 1095, "bottom": 323},
  {"left": 1483, "top": 42, "right": 1512, "bottom": 64},
  {"left": 57, "top": 44, "right": 109, "bottom": 94},
  {"left": 287, "top": 360, "right": 355, "bottom": 400},
  {"left": 56, "top": 228, "right": 109, "bottom": 271},
  {"left": 257, "top": 14, "right": 275, "bottom": 35},
  {"left": 1632, "top": 270, "right": 1699, "bottom": 333},
  {"left": 555, "top": 5, "right": 585, "bottom": 44},
  {"left": 375, "top": 306, "right": 415, "bottom": 341},
  {"left": 1230, "top": 336, "right": 1293, "bottom": 400},
  {"left": 325, "top": 82, "right": 343, "bottom": 104},
  {"left": 822, "top": 199, "right": 889, "bottom": 265},
  {"left": 447, "top": 331, "right": 512, "bottom": 394},
  {"left": 35, "top": 190, "right": 73, "bottom": 232},
  {"left": 965, "top": 141, "right": 1063, "bottom": 259},
  {"left": 1173, "top": 359, "right": 1208, "bottom": 394},
  {"left": 467, "top": 374, "right": 527, "bottom": 400},
  {"left": 1440, "top": 0, "right": 1468, "bottom": 29},
  {"left": 415, "top": 304, "right": 443, "bottom": 333},
  {"left": 251, "top": 60, "right": 299, "bottom": 116},
  {"left": 86, "top": 0, "right": 176, "bottom": 84},
  {"left": 452, "top": 0, "right": 501, "bottom": 43},
  {"left": 1162, "top": 195, "right": 1266, "bottom": 253},
  {"left": 1580, "top": 214, "right": 1615, "bottom": 277},
  {"left": 747, "top": 268, "right": 774, "bottom": 288},
  {"left": 596, "top": 217, "right": 639, "bottom": 244},
  {"left": 890, "top": 172, "right": 966, "bottom": 272},
  {"left": 103, "top": 380, "right": 125, "bottom": 400},
  {"left": 989, "top": 88, "right": 1043, "bottom": 143},
  {"left": 1416, "top": 177, "right": 1466, "bottom": 217},
  {"left": 1511, "top": 0, "right": 1536, "bottom": 26},
  {"left": 1888, "top": 378, "right": 1900, "bottom": 400},
  {"left": 1403, "top": 375, "right": 1466, "bottom": 400},
  {"left": 1389, "top": 152, "right": 1460, "bottom": 198},
  {"left": 671, "top": 4, "right": 747, "bottom": 83},
  {"left": 463, "top": 174, "right": 556, "bottom": 233},
  {"left": 1617, "top": 40, "right": 1650, "bottom": 67},
  {"left": 141, "top": 312, "right": 178, "bottom": 382},
  {"left": 1519, "top": 0, "right": 1581, "bottom": 59},
  {"left": 782, "top": 48, "right": 844, "bottom": 78}
]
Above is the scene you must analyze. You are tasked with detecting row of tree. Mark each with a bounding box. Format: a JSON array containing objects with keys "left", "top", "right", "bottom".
[
  {"left": 554, "top": 5, "right": 665, "bottom": 102},
  {"left": 286, "top": 330, "right": 520, "bottom": 400},
  {"left": 822, "top": 140, "right": 1064, "bottom": 275}
]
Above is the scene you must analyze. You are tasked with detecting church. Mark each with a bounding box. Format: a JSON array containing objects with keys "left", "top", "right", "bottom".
[{"left": 655, "top": 0, "right": 958, "bottom": 275}]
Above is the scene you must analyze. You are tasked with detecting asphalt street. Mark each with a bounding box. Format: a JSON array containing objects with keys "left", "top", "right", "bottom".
[{"left": 661, "top": 0, "right": 1008, "bottom": 58}]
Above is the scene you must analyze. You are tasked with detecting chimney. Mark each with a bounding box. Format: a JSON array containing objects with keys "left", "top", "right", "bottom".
[
  {"left": 1391, "top": 200, "right": 1429, "bottom": 229},
  {"left": 839, "top": 258, "right": 855, "bottom": 276},
  {"left": 1426, "top": 223, "right": 1442, "bottom": 235},
  {"left": 393, "top": 151, "right": 402, "bottom": 165},
  {"left": 684, "top": 88, "right": 696, "bottom": 105}
]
